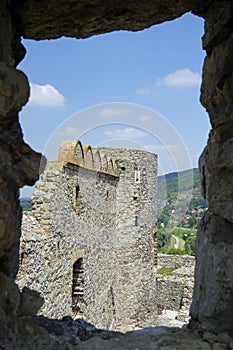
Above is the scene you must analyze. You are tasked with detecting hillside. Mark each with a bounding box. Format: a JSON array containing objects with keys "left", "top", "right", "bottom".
[
  {"left": 20, "top": 197, "right": 32, "bottom": 211},
  {"left": 158, "top": 168, "right": 207, "bottom": 226},
  {"left": 157, "top": 168, "right": 208, "bottom": 255},
  {"left": 158, "top": 168, "right": 205, "bottom": 200}
]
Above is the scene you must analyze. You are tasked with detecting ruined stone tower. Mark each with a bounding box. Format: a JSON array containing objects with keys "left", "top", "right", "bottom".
[
  {"left": 97, "top": 147, "right": 158, "bottom": 330},
  {"left": 2, "top": 1, "right": 233, "bottom": 347},
  {"left": 17, "top": 140, "right": 158, "bottom": 331}
]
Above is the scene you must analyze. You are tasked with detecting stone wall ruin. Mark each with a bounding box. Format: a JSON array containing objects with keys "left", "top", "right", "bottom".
[
  {"left": 1, "top": 0, "right": 233, "bottom": 348},
  {"left": 157, "top": 254, "right": 195, "bottom": 322},
  {"left": 17, "top": 140, "right": 158, "bottom": 332}
]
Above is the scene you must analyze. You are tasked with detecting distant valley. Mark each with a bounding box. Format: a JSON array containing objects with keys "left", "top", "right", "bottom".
[{"left": 157, "top": 168, "right": 208, "bottom": 255}]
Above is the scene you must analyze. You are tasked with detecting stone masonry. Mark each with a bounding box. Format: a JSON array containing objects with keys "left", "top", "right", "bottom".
[
  {"left": 1, "top": 0, "right": 233, "bottom": 348},
  {"left": 17, "top": 140, "right": 158, "bottom": 332},
  {"left": 157, "top": 254, "right": 195, "bottom": 323}
]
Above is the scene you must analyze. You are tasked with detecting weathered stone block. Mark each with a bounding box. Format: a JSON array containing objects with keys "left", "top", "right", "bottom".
[{"left": 20, "top": 287, "right": 44, "bottom": 317}]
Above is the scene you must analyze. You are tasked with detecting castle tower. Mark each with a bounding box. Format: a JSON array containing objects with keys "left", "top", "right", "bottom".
[
  {"left": 97, "top": 148, "right": 158, "bottom": 331},
  {"left": 17, "top": 142, "right": 158, "bottom": 332}
]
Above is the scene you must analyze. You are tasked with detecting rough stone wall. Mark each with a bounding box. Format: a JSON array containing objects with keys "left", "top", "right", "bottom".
[
  {"left": 1, "top": 0, "right": 233, "bottom": 347},
  {"left": 158, "top": 254, "right": 195, "bottom": 269},
  {"left": 156, "top": 257, "right": 195, "bottom": 322},
  {"left": 157, "top": 274, "right": 184, "bottom": 312},
  {"left": 14, "top": 0, "right": 212, "bottom": 40},
  {"left": 97, "top": 148, "right": 158, "bottom": 331},
  {"left": 190, "top": 0, "right": 233, "bottom": 334},
  {"left": 0, "top": 1, "right": 43, "bottom": 277},
  {"left": 0, "top": 1, "right": 47, "bottom": 346},
  {"left": 17, "top": 144, "right": 158, "bottom": 332},
  {"left": 17, "top": 160, "right": 119, "bottom": 328}
]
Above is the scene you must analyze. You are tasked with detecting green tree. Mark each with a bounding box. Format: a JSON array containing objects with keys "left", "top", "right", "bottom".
[
  {"left": 188, "top": 215, "right": 196, "bottom": 228},
  {"left": 185, "top": 236, "right": 196, "bottom": 255},
  {"left": 166, "top": 248, "right": 184, "bottom": 255},
  {"left": 157, "top": 228, "right": 172, "bottom": 251}
]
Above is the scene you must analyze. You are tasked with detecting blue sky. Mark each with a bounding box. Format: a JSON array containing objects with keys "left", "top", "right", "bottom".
[{"left": 19, "top": 12, "right": 210, "bottom": 197}]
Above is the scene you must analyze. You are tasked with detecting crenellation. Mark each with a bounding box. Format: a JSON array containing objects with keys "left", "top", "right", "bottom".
[{"left": 58, "top": 139, "right": 119, "bottom": 176}]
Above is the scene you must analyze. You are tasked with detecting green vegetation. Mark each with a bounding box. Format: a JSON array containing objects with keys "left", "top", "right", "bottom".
[
  {"left": 157, "top": 266, "right": 180, "bottom": 275},
  {"left": 166, "top": 248, "right": 186, "bottom": 255},
  {"left": 171, "top": 234, "right": 185, "bottom": 250},
  {"left": 157, "top": 168, "right": 208, "bottom": 256},
  {"left": 184, "top": 235, "right": 196, "bottom": 256},
  {"left": 158, "top": 168, "right": 208, "bottom": 208},
  {"left": 20, "top": 198, "right": 32, "bottom": 211},
  {"left": 157, "top": 227, "right": 173, "bottom": 252},
  {"left": 157, "top": 226, "right": 197, "bottom": 256}
]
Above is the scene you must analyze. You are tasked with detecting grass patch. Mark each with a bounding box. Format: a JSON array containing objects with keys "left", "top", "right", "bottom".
[{"left": 157, "top": 266, "right": 180, "bottom": 275}]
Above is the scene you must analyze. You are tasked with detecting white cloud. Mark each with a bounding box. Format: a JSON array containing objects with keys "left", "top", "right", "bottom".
[
  {"left": 29, "top": 83, "right": 65, "bottom": 106},
  {"left": 157, "top": 68, "right": 201, "bottom": 87},
  {"left": 100, "top": 108, "right": 125, "bottom": 119},
  {"left": 55, "top": 126, "right": 81, "bottom": 138},
  {"left": 63, "top": 126, "right": 80, "bottom": 137},
  {"left": 139, "top": 115, "right": 152, "bottom": 122},
  {"left": 136, "top": 88, "right": 151, "bottom": 95},
  {"left": 104, "top": 128, "right": 147, "bottom": 139}
]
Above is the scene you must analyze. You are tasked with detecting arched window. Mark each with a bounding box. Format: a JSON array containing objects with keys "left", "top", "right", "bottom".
[{"left": 72, "top": 258, "right": 84, "bottom": 317}]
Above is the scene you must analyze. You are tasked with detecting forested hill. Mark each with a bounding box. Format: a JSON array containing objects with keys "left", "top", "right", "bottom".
[
  {"left": 157, "top": 168, "right": 207, "bottom": 210},
  {"left": 157, "top": 168, "right": 208, "bottom": 255},
  {"left": 158, "top": 168, "right": 202, "bottom": 195}
]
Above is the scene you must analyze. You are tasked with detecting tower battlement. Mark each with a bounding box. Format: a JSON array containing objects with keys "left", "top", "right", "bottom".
[{"left": 58, "top": 140, "right": 119, "bottom": 176}]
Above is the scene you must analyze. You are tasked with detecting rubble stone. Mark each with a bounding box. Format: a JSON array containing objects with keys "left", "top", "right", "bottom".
[{"left": 1, "top": 0, "right": 233, "bottom": 348}]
